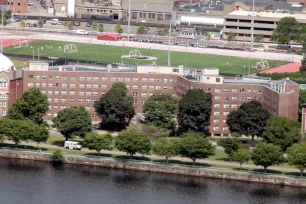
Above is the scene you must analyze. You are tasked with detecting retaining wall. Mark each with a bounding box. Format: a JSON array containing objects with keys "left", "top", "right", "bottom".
[{"left": 1, "top": 150, "right": 306, "bottom": 188}]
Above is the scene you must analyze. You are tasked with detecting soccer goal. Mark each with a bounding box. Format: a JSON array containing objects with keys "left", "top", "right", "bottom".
[
  {"left": 64, "top": 44, "right": 78, "bottom": 53},
  {"left": 14, "top": 39, "right": 28, "bottom": 48}
]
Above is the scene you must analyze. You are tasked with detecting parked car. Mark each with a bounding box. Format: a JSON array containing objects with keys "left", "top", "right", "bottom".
[
  {"left": 8, "top": 18, "right": 16, "bottom": 23},
  {"left": 26, "top": 23, "right": 31, "bottom": 27},
  {"left": 86, "top": 21, "right": 92, "bottom": 27},
  {"left": 75, "top": 29, "right": 89, "bottom": 35},
  {"left": 20, "top": 15, "right": 27, "bottom": 20},
  {"left": 42, "top": 19, "right": 46, "bottom": 24},
  {"left": 98, "top": 23, "right": 103, "bottom": 28},
  {"left": 28, "top": 1, "right": 33, "bottom": 6},
  {"left": 32, "top": 23, "right": 37, "bottom": 27},
  {"left": 73, "top": 21, "right": 81, "bottom": 26}
]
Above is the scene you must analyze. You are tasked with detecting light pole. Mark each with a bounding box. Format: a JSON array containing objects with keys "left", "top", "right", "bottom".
[
  {"left": 248, "top": 0, "right": 255, "bottom": 75},
  {"left": 49, "top": 56, "right": 59, "bottom": 66},
  {"left": 168, "top": 20, "right": 172, "bottom": 66},
  {"left": 127, "top": 0, "right": 131, "bottom": 41}
]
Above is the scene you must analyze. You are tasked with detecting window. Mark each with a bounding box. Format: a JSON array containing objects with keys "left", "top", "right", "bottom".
[
  {"left": 215, "top": 96, "right": 220, "bottom": 100},
  {"left": 149, "top": 86, "right": 154, "bottom": 90},
  {"left": 80, "top": 77, "right": 85, "bottom": 81},
  {"left": 102, "top": 77, "right": 107, "bottom": 81},
  {"left": 93, "top": 77, "right": 99, "bottom": 81},
  {"left": 133, "top": 92, "right": 138, "bottom": 97},
  {"left": 101, "top": 85, "right": 107, "bottom": 89},
  {"left": 86, "top": 84, "right": 92, "bottom": 88},
  {"left": 224, "top": 96, "right": 230, "bottom": 100},
  {"left": 149, "top": 78, "right": 155, "bottom": 82},
  {"left": 231, "top": 104, "right": 237, "bottom": 108},
  {"left": 49, "top": 76, "right": 53, "bottom": 80},
  {"left": 133, "top": 78, "right": 138, "bottom": 82},
  {"left": 61, "top": 99, "right": 67, "bottom": 102},
  {"left": 224, "top": 89, "right": 230, "bottom": 93},
  {"left": 214, "top": 112, "right": 220, "bottom": 116},
  {"left": 28, "top": 83, "right": 34, "bottom": 87},
  {"left": 142, "top": 78, "right": 147, "bottom": 82},
  {"left": 87, "top": 77, "right": 92, "bottom": 81},
  {"left": 55, "top": 76, "right": 59, "bottom": 80},
  {"left": 79, "top": 92, "right": 85, "bottom": 96},
  {"left": 224, "top": 104, "right": 230, "bottom": 108},
  {"left": 86, "top": 99, "right": 91, "bottom": 103},
  {"left": 125, "top": 78, "right": 130, "bottom": 82},
  {"left": 55, "top": 83, "right": 59, "bottom": 88},
  {"left": 70, "top": 76, "right": 76, "bottom": 80},
  {"left": 133, "top": 85, "right": 138, "bottom": 90},
  {"left": 247, "top": 97, "right": 251, "bottom": 101},
  {"left": 164, "top": 79, "right": 168, "bottom": 83},
  {"left": 214, "top": 119, "right": 219, "bottom": 124},
  {"left": 216, "top": 78, "right": 221, "bottom": 82},
  {"left": 164, "top": 86, "right": 168, "bottom": 90},
  {"left": 79, "top": 99, "right": 84, "bottom": 103},
  {"left": 240, "top": 96, "right": 245, "bottom": 101},
  {"left": 93, "top": 92, "right": 98, "bottom": 96},
  {"left": 134, "top": 99, "right": 138, "bottom": 104},
  {"left": 54, "top": 98, "right": 59, "bottom": 103},
  {"left": 253, "top": 90, "right": 257, "bottom": 93},
  {"left": 79, "top": 84, "right": 85, "bottom": 88},
  {"left": 41, "top": 91, "right": 46, "bottom": 94},
  {"left": 141, "top": 93, "right": 147, "bottom": 97},
  {"left": 54, "top": 106, "right": 58, "bottom": 109},
  {"left": 111, "top": 77, "right": 116, "bottom": 82},
  {"left": 223, "top": 127, "right": 229, "bottom": 131},
  {"left": 232, "top": 89, "right": 238, "bottom": 93},
  {"left": 86, "top": 107, "right": 91, "bottom": 111},
  {"left": 48, "top": 83, "right": 52, "bottom": 88},
  {"left": 86, "top": 92, "right": 92, "bottom": 96},
  {"left": 54, "top": 91, "right": 59, "bottom": 95},
  {"left": 93, "top": 84, "right": 98, "bottom": 88},
  {"left": 42, "top": 83, "right": 46, "bottom": 87},
  {"left": 42, "top": 76, "right": 46, "bottom": 80},
  {"left": 28, "top": 75, "right": 34, "bottom": 79},
  {"left": 223, "top": 112, "right": 229, "bottom": 116},
  {"left": 142, "top": 86, "right": 147, "bottom": 90},
  {"left": 156, "top": 86, "right": 161, "bottom": 90},
  {"left": 215, "top": 88, "right": 221, "bottom": 93},
  {"left": 70, "top": 91, "right": 75, "bottom": 95},
  {"left": 232, "top": 96, "right": 237, "bottom": 100},
  {"left": 214, "top": 127, "right": 220, "bottom": 131},
  {"left": 48, "top": 91, "right": 52, "bottom": 95},
  {"left": 240, "top": 88, "right": 245, "bottom": 93},
  {"left": 247, "top": 89, "right": 252, "bottom": 93},
  {"left": 62, "top": 76, "right": 67, "bottom": 80},
  {"left": 61, "top": 91, "right": 67, "bottom": 95},
  {"left": 48, "top": 98, "right": 52, "bottom": 102},
  {"left": 206, "top": 88, "right": 211, "bottom": 92},
  {"left": 36, "top": 76, "right": 40, "bottom": 80},
  {"left": 118, "top": 77, "right": 124, "bottom": 82},
  {"left": 62, "top": 84, "right": 67, "bottom": 88},
  {"left": 69, "top": 99, "right": 75, "bottom": 103},
  {"left": 61, "top": 106, "right": 66, "bottom": 109},
  {"left": 35, "top": 83, "right": 41, "bottom": 87},
  {"left": 214, "top": 104, "right": 220, "bottom": 108},
  {"left": 156, "top": 79, "right": 161, "bottom": 82}
]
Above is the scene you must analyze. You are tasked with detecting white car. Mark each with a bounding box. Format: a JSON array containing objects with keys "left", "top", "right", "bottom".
[{"left": 75, "top": 29, "right": 89, "bottom": 35}]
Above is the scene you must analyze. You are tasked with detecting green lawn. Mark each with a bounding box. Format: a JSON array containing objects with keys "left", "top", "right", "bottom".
[
  {"left": 12, "top": 60, "right": 28, "bottom": 69},
  {"left": 4, "top": 40, "right": 287, "bottom": 75}
]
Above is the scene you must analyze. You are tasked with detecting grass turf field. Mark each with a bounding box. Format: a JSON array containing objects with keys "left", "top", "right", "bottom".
[
  {"left": 4, "top": 40, "right": 287, "bottom": 75},
  {"left": 12, "top": 60, "right": 29, "bottom": 69}
]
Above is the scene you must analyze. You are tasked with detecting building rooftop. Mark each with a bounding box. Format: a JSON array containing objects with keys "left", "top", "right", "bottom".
[{"left": 228, "top": 10, "right": 306, "bottom": 20}]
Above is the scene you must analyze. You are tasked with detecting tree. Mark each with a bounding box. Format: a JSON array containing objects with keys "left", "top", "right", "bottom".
[
  {"left": 52, "top": 149, "right": 64, "bottom": 164},
  {"left": 226, "top": 100, "right": 269, "bottom": 140},
  {"left": 64, "top": 21, "right": 73, "bottom": 30},
  {"left": 31, "top": 125, "right": 49, "bottom": 148},
  {"left": 52, "top": 106, "right": 92, "bottom": 141},
  {"left": 263, "top": 116, "right": 300, "bottom": 151},
  {"left": 0, "top": 118, "right": 40, "bottom": 147},
  {"left": 20, "top": 20, "right": 26, "bottom": 30},
  {"left": 8, "top": 87, "right": 49, "bottom": 125},
  {"left": 139, "top": 124, "right": 170, "bottom": 141},
  {"left": 251, "top": 143, "right": 284, "bottom": 172},
  {"left": 158, "top": 28, "right": 169, "bottom": 36},
  {"left": 204, "top": 32, "right": 211, "bottom": 40},
  {"left": 217, "top": 138, "right": 242, "bottom": 161},
  {"left": 178, "top": 89, "right": 212, "bottom": 134},
  {"left": 227, "top": 33, "right": 236, "bottom": 41},
  {"left": 143, "top": 93, "right": 178, "bottom": 130},
  {"left": 254, "top": 34, "right": 264, "bottom": 43},
  {"left": 99, "top": 26, "right": 104, "bottom": 33},
  {"left": 38, "top": 18, "right": 44, "bottom": 28},
  {"left": 299, "top": 89, "right": 306, "bottom": 121},
  {"left": 287, "top": 143, "right": 306, "bottom": 176},
  {"left": 232, "top": 148, "right": 251, "bottom": 168},
  {"left": 271, "top": 17, "right": 300, "bottom": 44},
  {"left": 178, "top": 131, "right": 215, "bottom": 165},
  {"left": 137, "top": 24, "right": 146, "bottom": 34},
  {"left": 115, "top": 131, "right": 151, "bottom": 159},
  {"left": 84, "top": 132, "right": 113, "bottom": 155},
  {"left": 92, "top": 21, "right": 98, "bottom": 31},
  {"left": 152, "top": 138, "right": 179, "bottom": 163},
  {"left": 300, "top": 56, "right": 306, "bottom": 73},
  {"left": 115, "top": 24, "right": 123, "bottom": 33},
  {"left": 94, "top": 82, "right": 135, "bottom": 131}
]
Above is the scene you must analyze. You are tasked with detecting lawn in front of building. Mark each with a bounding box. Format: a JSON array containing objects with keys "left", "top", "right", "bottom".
[{"left": 5, "top": 40, "right": 287, "bottom": 75}]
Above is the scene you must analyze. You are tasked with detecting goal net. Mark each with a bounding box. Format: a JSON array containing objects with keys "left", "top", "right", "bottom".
[
  {"left": 14, "top": 40, "right": 28, "bottom": 48},
  {"left": 64, "top": 44, "right": 78, "bottom": 53}
]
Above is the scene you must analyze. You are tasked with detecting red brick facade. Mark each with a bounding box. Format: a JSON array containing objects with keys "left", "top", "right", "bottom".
[
  {"left": 1, "top": 0, "right": 28, "bottom": 14},
  {"left": 18, "top": 69, "right": 299, "bottom": 136}
]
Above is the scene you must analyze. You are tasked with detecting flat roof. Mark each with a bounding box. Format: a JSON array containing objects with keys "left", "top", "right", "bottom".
[{"left": 228, "top": 10, "right": 306, "bottom": 20}]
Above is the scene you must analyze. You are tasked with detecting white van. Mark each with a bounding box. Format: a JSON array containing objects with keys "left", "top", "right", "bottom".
[
  {"left": 64, "top": 141, "right": 82, "bottom": 150},
  {"left": 75, "top": 29, "right": 89, "bottom": 35}
]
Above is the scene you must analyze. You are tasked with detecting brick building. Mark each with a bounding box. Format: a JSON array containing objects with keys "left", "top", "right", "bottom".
[
  {"left": 0, "top": 0, "right": 28, "bottom": 13},
  {"left": 5, "top": 62, "right": 296, "bottom": 136}
]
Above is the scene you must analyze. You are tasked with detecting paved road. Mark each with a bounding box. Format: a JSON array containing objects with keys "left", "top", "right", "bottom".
[{"left": 4, "top": 139, "right": 299, "bottom": 173}]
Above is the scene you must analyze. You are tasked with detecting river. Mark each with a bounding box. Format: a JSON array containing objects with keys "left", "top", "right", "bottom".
[{"left": 1, "top": 158, "right": 306, "bottom": 204}]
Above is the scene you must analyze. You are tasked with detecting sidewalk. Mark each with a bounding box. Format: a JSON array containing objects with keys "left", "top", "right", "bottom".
[{"left": 3, "top": 140, "right": 298, "bottom": 173}]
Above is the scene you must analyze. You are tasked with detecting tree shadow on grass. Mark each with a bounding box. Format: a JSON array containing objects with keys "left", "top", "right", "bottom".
[
  {"left": 113, "top": 155, "right": 151, "bottom": 161},
  {"left": 0, "top": 143, "right": 48, "bottom": 152},
  {"left": 284, "top": 172, "right": 306, "bottom": 178},
  {"left": 251, "top": 168, "right": 283, "bottom": 174},
  {"left": 216, "top": 157, "right": 231, "bottom": 162},
  {"left": 232, "top": 167, "right": 250, "bottom": 171},
  {"left": 51, "top": 140, "right": 65, "bottom": 147},
  {"left": 85, "top": 152, "right": 113, "bottom": 158},
  {"left": 161, "top": 159, "right": 212, "bottom": 168}
]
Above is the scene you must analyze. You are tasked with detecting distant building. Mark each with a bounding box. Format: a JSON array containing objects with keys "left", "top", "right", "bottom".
[
  {"left": 4, "top": 61, "right": 297, "bottom": 137},
  {"left": 0, "top": 0, "right": 28, "bottom": 13}
]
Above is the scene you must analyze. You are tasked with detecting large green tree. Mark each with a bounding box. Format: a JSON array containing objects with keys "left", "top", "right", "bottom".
[
  {"left": 115, "top": 130, "right": 151, "bottom": 159},
  {"left": 143, "top": 93, "right": 177, "bottom": 130},
  {"left": 52, "top": 106, "right": 92, "bottom": 140},
  {"left": 232, "top": 148, "right": 251, "bottom": 168},
  {"left": 137, "top": 24, "right": 146, "bottom": 34},
  {"left": 226, "top": 100, "right": 269, "bottom": 140},
  {"left": 8, "top": 87, "right": 49, "bottom": 125},
  {"left": 251, "top": 143, "right": 284, "bottom": 172},
  {"left": 139, "top": 124, "right": 170, "bottom": 141},
  {"left": 178, "top": 131, "right": 215, "bottom": 165},
  {"left": 178, "top": 89, "right": 212, "bottom": 134},
  {"left": 94, "top": 82, "right": 135, "bottom": 130},
  {"left": 263, "top": 116, "right": 300, "bottom": 151},
  {"left": 287, "top": 143, "right": 306, "bottom": 176},
  {"left": 31, "top": 125, "right": 49, "bottom": 148},
  {"left": 115, "top": 24, "right": 123, "bottom": 33},
  {"left": 0, "top": 118, "right": 41, "bottom": 147},
  {"left": 152, "top": 138, "right": 179, "bottom": 163},
  {"left": 84, "top": 132, "right": 113, "bottom": 155},
  {"left": 298, "top": 89, "right": 306, "bottom": 121},
  {"left": 271, "top": 17, "right": 300, "bottom": 44},
  {"left": 217, "top": 138, "right": 243, "bottom": 161}
]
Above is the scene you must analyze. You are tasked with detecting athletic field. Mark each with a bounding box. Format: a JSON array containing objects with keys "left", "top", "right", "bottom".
[{"left": 4, "top": 40, "right": 287, "bottom": 75}]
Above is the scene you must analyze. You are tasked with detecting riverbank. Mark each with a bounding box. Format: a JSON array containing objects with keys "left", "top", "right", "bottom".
[{"left": 1, "top": 149, "right": 306, "bottom": 188}]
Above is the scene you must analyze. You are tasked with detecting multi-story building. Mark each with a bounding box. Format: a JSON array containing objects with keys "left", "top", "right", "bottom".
[
  {"left": 11, "top": 62, "right": 298, "bottom": 136},
  {"left": 0, "top": 0, "right": 28, "bottom": 13},
  {"left": 223, "top": 0, "right": 306, "bottom": 42}
]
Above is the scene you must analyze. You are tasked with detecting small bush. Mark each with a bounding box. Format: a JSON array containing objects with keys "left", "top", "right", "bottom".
[{"left": 52, "top": 149, "right": 64, "bottom": 164}]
